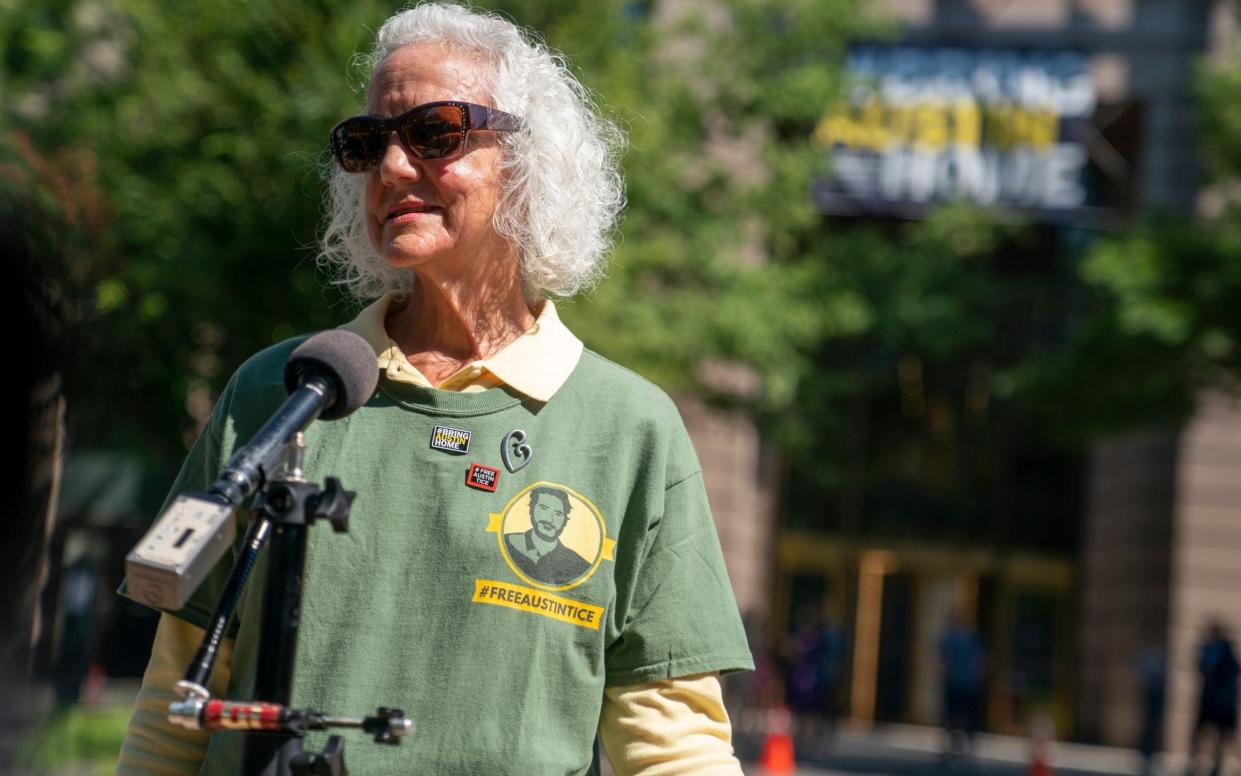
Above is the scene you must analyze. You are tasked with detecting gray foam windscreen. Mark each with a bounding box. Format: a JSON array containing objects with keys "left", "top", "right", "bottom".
[{"left": 283, "top": 330, "right": 379, "bottom": 420}]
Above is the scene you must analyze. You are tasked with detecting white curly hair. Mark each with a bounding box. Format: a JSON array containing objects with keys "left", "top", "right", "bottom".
[{"left": 318, "top": 2, "right": 626, "bottom": 302}]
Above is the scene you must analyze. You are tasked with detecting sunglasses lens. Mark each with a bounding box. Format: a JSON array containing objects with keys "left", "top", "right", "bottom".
[
  {"left": 332, "top": 118, "right": 389, "bottom": 173},
  {"left": 332, "top": 105, "right": 470, "bottom": 172},
  {"left": 400, "top": 105, "right": 465, "bottom": 159}
]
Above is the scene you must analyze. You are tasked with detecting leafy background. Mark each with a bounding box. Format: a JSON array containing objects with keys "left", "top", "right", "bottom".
[
  {"left": 10, "top": 0, "right": 1241, "bottom": 769},
  {"left": 6, "top": 0, "right": 1241, "bottom": 552}
]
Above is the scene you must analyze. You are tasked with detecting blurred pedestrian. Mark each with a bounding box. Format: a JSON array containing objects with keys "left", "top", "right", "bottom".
[
  {"left": 787, "top": 603, "right": 826, "bottom": 723},
  {"left": 940, "top": 614, "right": 986, "bottom": 760},
  {"left": 1138, "top": 645, "right": 1166, "bottom": 776},
  {"left": 1188, "top": 620, "right": 1239, "bottom": 776},
  {"left": 53, "top": 553, "right": 98, "bottom": 706},
  {"left": 819, "top": 611, "right": 847, "bottom": 732},
  {"left": 785, "top": 601, "right": 846, "bottom": 744}
]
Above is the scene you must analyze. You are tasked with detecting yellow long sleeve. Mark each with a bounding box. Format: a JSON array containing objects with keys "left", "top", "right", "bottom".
[
  {"left": 116, "top": 614, "right": 232, "bottom": 775},
  {"left": 599, "top": 672, "right": 743, "bottom": 775}
]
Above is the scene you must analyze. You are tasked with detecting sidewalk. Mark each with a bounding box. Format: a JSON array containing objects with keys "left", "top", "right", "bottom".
[{"left": 736, "top": 721, "right": 1160, "bottom": 776}]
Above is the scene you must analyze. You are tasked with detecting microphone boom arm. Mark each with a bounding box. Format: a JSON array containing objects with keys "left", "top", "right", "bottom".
[{"left": 210, "top": 377, "right": 336, "bottom": 506}]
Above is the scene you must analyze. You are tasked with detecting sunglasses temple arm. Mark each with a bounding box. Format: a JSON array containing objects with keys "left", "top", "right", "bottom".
[{"left": 469, "top": 105, "right": 523, "bottom": 132}]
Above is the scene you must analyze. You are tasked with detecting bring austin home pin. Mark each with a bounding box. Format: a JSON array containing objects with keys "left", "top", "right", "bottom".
[
  {"left": 501, "top": 429, "right": 533, "bottom": 472},
  {"left": 430, "top": 425, "right": 472, "bottom": 455}
]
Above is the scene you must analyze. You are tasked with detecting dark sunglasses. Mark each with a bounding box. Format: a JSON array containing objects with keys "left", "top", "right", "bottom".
[{"left": 331, "top": 100, "right": 523, "bottom": 173}]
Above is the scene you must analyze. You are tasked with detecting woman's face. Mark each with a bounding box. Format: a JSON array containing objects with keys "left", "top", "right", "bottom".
[{"left": 364, "top": 43, "right": 510, "bottom": 279}]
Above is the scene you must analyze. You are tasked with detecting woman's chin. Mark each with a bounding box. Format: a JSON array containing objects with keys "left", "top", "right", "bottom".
[{"left": 380, "top": 246, "right": 446, "bottom": 271}]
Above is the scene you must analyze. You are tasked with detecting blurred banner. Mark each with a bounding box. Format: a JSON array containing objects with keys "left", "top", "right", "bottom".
[{"left": 814, "top": 45, "right": 1098, "bottom": 216}]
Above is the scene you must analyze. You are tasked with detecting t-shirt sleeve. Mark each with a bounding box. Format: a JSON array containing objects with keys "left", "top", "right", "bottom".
[
  {"left": 604, "top": 470, "right": 754, "bottom": 686},
  {"left": 118, "top": 375, "right": 241, "bottom": 634}
]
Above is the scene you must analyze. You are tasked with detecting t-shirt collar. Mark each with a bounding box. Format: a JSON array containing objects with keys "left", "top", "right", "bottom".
[{"left": 339, "top": 292, "right": 583, "bottom": 403}]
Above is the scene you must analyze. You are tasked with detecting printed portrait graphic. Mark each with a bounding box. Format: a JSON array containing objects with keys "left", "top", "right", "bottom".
[
  {"left": 491, "top": 482, "right": 610, "bottom": 591},
  {"left": 504, "top": 486, "right": 589, "bottom": 584}
]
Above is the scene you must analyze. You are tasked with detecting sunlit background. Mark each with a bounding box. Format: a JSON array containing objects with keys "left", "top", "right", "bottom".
[{"left": 9, "top": 0, "right": 1241, "bottom": 773}]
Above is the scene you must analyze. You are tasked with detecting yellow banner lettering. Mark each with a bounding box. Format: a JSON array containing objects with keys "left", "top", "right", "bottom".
[{"left": 472, "top": 579, "right": 605, "bottom": 630}]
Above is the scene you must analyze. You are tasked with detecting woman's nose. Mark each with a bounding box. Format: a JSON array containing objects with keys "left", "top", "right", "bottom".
[{"left": 377, "top": 134, "right": 422, "bottom": 185}]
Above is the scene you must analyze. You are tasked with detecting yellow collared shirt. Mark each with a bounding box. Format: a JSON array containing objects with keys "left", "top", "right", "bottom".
[{"left": 340, "top": 293, "right": 583, "bottom": 401}]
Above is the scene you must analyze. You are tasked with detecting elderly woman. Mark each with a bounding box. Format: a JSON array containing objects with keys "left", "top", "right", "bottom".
[{"left": 118, "top": 4, "right": 751, "bottom": 774}]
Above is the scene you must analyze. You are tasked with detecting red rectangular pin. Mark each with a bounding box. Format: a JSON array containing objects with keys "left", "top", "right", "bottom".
[{"left": 466, "top": 463, "right": 499, "bottom": 492}]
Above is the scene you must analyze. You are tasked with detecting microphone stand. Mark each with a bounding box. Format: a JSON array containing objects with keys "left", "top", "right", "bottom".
[{"left": 168, "top": 433, "right": 413, "bottom": 776}]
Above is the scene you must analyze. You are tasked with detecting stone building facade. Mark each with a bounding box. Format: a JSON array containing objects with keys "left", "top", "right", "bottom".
[{"left": 686, "top": 0, "right": 1241, "bottom": 748}]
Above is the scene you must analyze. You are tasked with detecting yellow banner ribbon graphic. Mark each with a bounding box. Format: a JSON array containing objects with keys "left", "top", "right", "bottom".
[{"left": 472, "top": 579, "right": 605, "bottom": 630}]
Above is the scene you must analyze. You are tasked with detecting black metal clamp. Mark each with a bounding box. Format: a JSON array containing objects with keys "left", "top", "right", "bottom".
[{"left": 169, "top": 433, "right": 413, "bottom": 776}]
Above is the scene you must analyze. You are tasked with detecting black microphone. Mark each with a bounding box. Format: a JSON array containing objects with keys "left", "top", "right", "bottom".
[
  {"left": 126, "top": 330, "right": 378, "bottom": 611},
  {"left": 209, "top": 330, "right": 379, "bottom": 506}
]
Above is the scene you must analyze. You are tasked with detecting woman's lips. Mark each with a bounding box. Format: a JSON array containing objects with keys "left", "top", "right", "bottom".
[{"left": 386, "top": 204, "right": 439, "bottom": 224}]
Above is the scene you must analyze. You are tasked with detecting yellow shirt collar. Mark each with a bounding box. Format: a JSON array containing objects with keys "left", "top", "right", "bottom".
[{"left": 339, "top": 293, "right": 583, "bottom": 403}]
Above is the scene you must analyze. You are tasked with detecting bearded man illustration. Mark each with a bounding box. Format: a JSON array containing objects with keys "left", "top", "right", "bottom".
[{"left": 504, "top": 486, "right": 591, "bottom": 584}]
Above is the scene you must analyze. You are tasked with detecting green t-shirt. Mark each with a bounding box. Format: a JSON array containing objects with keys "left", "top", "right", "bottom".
[{"left": 135, "top": 337, "right": 753, "bottom": 775}]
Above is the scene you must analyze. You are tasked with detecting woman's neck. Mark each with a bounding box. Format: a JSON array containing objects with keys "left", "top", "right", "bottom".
[{"left": 385, "top": 267, "right": 536, "bottom": 386}]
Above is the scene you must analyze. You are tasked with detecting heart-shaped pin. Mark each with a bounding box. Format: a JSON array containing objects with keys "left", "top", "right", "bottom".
[{"left": 501, "top": 429, "right": 533, "bottom": 473}]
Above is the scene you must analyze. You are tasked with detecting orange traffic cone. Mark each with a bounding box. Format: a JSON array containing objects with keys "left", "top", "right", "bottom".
[
  {"left": 82, "top": 661, "right": 107, "bottom": 708},
  {"left": 758, "top": 706, "right": 796, "bottom": 775},
  {"left": 1027, "top": 717, "right": 1054, "bottom": 776},
  {"left": 1027, "top": 741, "right": 1053, "bottom": 776}
]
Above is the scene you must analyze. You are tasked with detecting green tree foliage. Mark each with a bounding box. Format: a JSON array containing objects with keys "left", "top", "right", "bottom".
[
  {"left": 2, "top": 0, "right": 1091, "bottom": 544},
  {"left": 12, "top": 0, "right": 1173, "bottom": 551},
  {"left": 1, "top": 0, "right": 876, "bottom": 475},
  {"left": 1008, "top": 42, "right": 1241, "bottom": 438},
  {"left": 558, "top": 0, "right": 875, "bottom": 398},
  {"left": 4, "top": 0, "right": 390, "bottom": 465}
]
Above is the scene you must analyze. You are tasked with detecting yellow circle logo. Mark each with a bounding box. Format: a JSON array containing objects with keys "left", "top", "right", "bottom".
[{"left": 492, "top": 482, "right": 609, "bottom": 591}]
